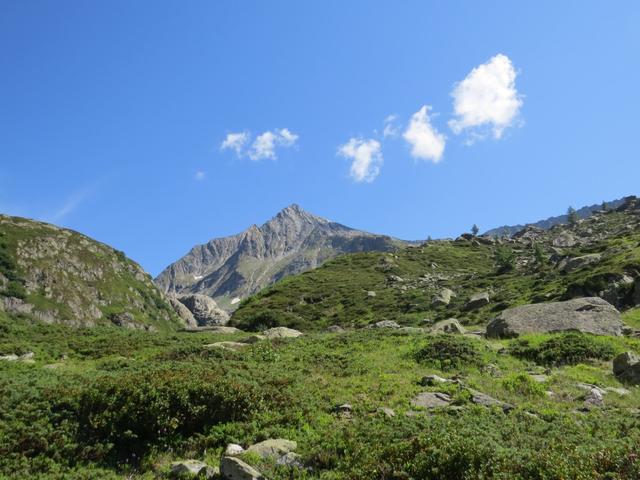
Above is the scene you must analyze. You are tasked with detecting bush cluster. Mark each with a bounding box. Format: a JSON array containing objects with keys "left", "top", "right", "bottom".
[
  {"left": 509, "top": 333, "right": 616, "bottom": 366},
  {"left": 414, "top": 335, "right": 484, "bottom": 371}
]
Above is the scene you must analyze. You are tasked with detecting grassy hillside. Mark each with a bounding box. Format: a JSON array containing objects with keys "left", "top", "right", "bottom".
[
  {"left": 1, "top": 310, "right": 640, "bottom": 478},
  {"left": 0, "top": 214, "right": 180, "bottom": 331},
  {"left": 232, "top": 209, "right": 640, "bottom": 331}
]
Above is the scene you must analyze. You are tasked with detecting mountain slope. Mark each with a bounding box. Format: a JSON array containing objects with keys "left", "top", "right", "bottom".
[
  {"left": 155, "top": 204, "right": 407, "bottom": 309},
  {"left": 0, "top": 214, "right": 181, "bottom": 330},
  {"left": 483, "top": 196, "right": 628, "bottom": 237},
  {"left": 232, "top": 197, "right": 640, "bottom": 331}
]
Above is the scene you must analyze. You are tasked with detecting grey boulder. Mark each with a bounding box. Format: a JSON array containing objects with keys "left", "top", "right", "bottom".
[
  {"left": 430, "top": 318, "right": 466, "bottom": 335},
  {"left": 464, "top": 292, "right": 490, "bottom": 311},
  {"left": 486, "top": 297, "right": 624, "bottom": 338},
  {"left": 262, "top": 327, "right": 303, "bottom": 339},
  {"left": 246, "top": 438, "right": 297, "bottom": 459},
  {"left": 177, "top": 294, "right": 230, "bottom": 326},
  {"left": 167, "top": 295, "right": 198, "bottom": 328},
  {"left": 170, "top": 460, "right": 218, "bottom": 478},
  {"left": 411, "top": 392, "right": 452, "bottom": 409},
  {"left": 432, "top": 288, "right": 455, "bottom": 307},
  {"left": 613, "top": 352, "right": 640, "bottom": 384},
  {"left": 220, "top": 456, "right": 264, "bottom": 480}
]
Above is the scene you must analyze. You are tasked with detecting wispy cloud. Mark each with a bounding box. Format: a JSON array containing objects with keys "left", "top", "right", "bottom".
[
  {"left": 194, "top": 171, "right": 206, "bottom": 181},
  {"left": 383, "top": 115, "right": 400, "bottom": 139},
  {"left": 449, "top": 54, "right": 523, "bottom": 140},
  {"left": 49, "top": 189, "right": 91, "bottom": 223},
  {"left": 338, "top": 137, "right": 383, "bottom": 183},
  {"left": 403, "top": 105, "right": 446, "bottom": 162}
]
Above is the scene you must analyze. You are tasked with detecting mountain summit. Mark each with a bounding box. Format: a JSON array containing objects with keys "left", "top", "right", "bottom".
[{"left": 155, "top": 205, "right": 405, "bottom": 309}]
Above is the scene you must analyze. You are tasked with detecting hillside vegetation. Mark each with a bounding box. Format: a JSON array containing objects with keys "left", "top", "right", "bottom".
[
  {"left": 2, "top": 310, "right": 640, "bottom": 479},
  {"left": 232, "top": 205, "right": 640, "bottom": 331},
  {"left": 0, "top": 214, "right": 180, "bottom": 331}
]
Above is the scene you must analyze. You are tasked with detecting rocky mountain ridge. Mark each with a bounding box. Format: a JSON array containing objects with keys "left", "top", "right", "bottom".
[
  {"left": 483, "top": 196, "right": 628, "bottom": 237},
  {"left": 155, "top": 204, "right": 407, "bottom": 310}
]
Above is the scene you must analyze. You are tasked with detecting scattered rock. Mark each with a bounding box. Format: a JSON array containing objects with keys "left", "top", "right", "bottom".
[
  {"left": 0, "top": 352, "right": 35, "bottom": 363},
  {"left": 530, "top": 374, "right": 548, "bottom": 384},
  {"left": 246, "top": 438, "right": 297, "bottom": 459},
  {"left": 378, "top": 407, "right": 396, "bottom": 418},
  {"left": 600, "top": 275, "right": 635, "bottom": 307},
  {"left": 276, "top": 452, "right": 304, "bottom": 468},
  {"left": 170, "top": 460, "right": 218, "bottom": 479},
  {"left": 367, "top": 290, "right": 377, "bottom": 297},
  {"left": 371, "top": 320, "right": 401, "bottom": 329},
  {"left": 177, "top": 294, "right": 230, "bottom": 326},
  {"left": 334, "top": 403, "right": 353, "bottom": 417},
  {"left": 225, "top": 444, "right": 245, "bottom": 456},
  {"left": 464, "top": 292, "right": 490, "bottom": 311},
  {"left": 430, "top": 318, "right": 466, "bottom": 335},
  {"left": 411, "top": 392, "right": 452, "bottom": 409},
  {"left": 420, "top": 374, "right": 453, "bottom": 386},
  {"left": 558, "top": 253, "right": 602, "bottom": 273},
  {"left": 486, "top": 297, "right": 624, "bottom": 338},
  {"left": 467, "top": 389, "right": 514, "bottom": 412},
  {"left": 204, "top": 341, "right": 248, "bottom": 351},
  {"left": 613, "top": 352, "right": 640, "bottom": 384},
  {"left": 326, "top": 325, "right": 345, "bottom": 333},
  {"left": 583, "top": 388, "right": 604, "bottom": 407},
  {"left": 552, "top": 232, "right": 578, "bottom": 248},
  {"left": 432, "top": 288, "right": 455, "bottom": 307},
  {"left": 262, "top": 327, "right": 303, "bottom": 339},
  {"left": 219, "top": 456, "right": 264, "bottom": 480}
]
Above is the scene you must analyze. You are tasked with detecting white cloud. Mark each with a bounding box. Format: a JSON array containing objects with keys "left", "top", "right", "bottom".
[
  {"left": 449, "top": 54, "right": 523, "bottom": 140},
  {"left": 221, "top": 132, "right": 249, "bottom": 156},
  {"left": 338, "top": 138, "right": 383, "bottom": 183},
  {"left": 403, "top": 105, "right": 446, "bottom": 162},
  {"left": 194, "top": 171, "right": 206, "bottom": 181},
  {"left": 248, "top": 128, "right": 298, "bottom": 161},
  {"left": 383, "top": 115, "right": 400, "bottom": 138}
]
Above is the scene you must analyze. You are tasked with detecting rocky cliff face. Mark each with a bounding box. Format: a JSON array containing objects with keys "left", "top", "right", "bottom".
[
  {"left": 0, "top": 214, "right": 181, "bottom": 330},
  {"left": 155, "top": 205, "right": 405, "bottom": 309}
]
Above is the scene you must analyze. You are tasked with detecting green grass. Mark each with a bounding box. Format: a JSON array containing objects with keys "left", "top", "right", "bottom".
[{"left": 2, "top": 312, "right": 640, "bottom": 479}]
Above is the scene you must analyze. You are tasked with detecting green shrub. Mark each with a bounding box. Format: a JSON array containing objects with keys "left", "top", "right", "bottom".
[
  {"left": 509, "top": 333, "right": 616, "bottom": 366},
  {"left": 414, "top": 335, "right": 484, "bottom": 371},
  {"left": 74, "top": 365, "right": 265, "bottom": 462},
  {"left": 502, "top": 372, "right": 545, "bottom": 397}
]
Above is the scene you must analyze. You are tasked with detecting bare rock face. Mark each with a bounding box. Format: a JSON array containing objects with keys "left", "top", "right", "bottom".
[
  {"left": 465, "top": 292, "right": 490, "bottom": 311},
  {"left": 155, "top": 204, "right": 405, "bottom": 311},
  {"left": 486, "top": 297, "right": 624, "bottom": 338},
  {"left": 177, "top": 294, "right": 229, "bottom": 326}
]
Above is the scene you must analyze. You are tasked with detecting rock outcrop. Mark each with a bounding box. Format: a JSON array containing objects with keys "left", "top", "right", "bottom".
[
  {"left": 486, "top": 297, "right": 624, "bottom": 338},
  {"left": 0, "top": 214, "right": 180, "bottom": 330}
]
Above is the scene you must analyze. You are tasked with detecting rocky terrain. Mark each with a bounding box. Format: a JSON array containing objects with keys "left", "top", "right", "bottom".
[
  {"left": 155, "top": 204, "right": 407, "bottom": 311},
  {"left": 484, "top": 196, "right": 626, "bottom": 237},
  {"left": 0, "top": 214, "right": 182, "bottom": 330},
  {"left": 2, "top": 198, "right": 640, "bottom": 479}
]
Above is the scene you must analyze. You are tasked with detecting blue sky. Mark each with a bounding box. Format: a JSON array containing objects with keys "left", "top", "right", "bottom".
[{"left": 1, "top": 1, "right": 639, "bottom": 275}]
